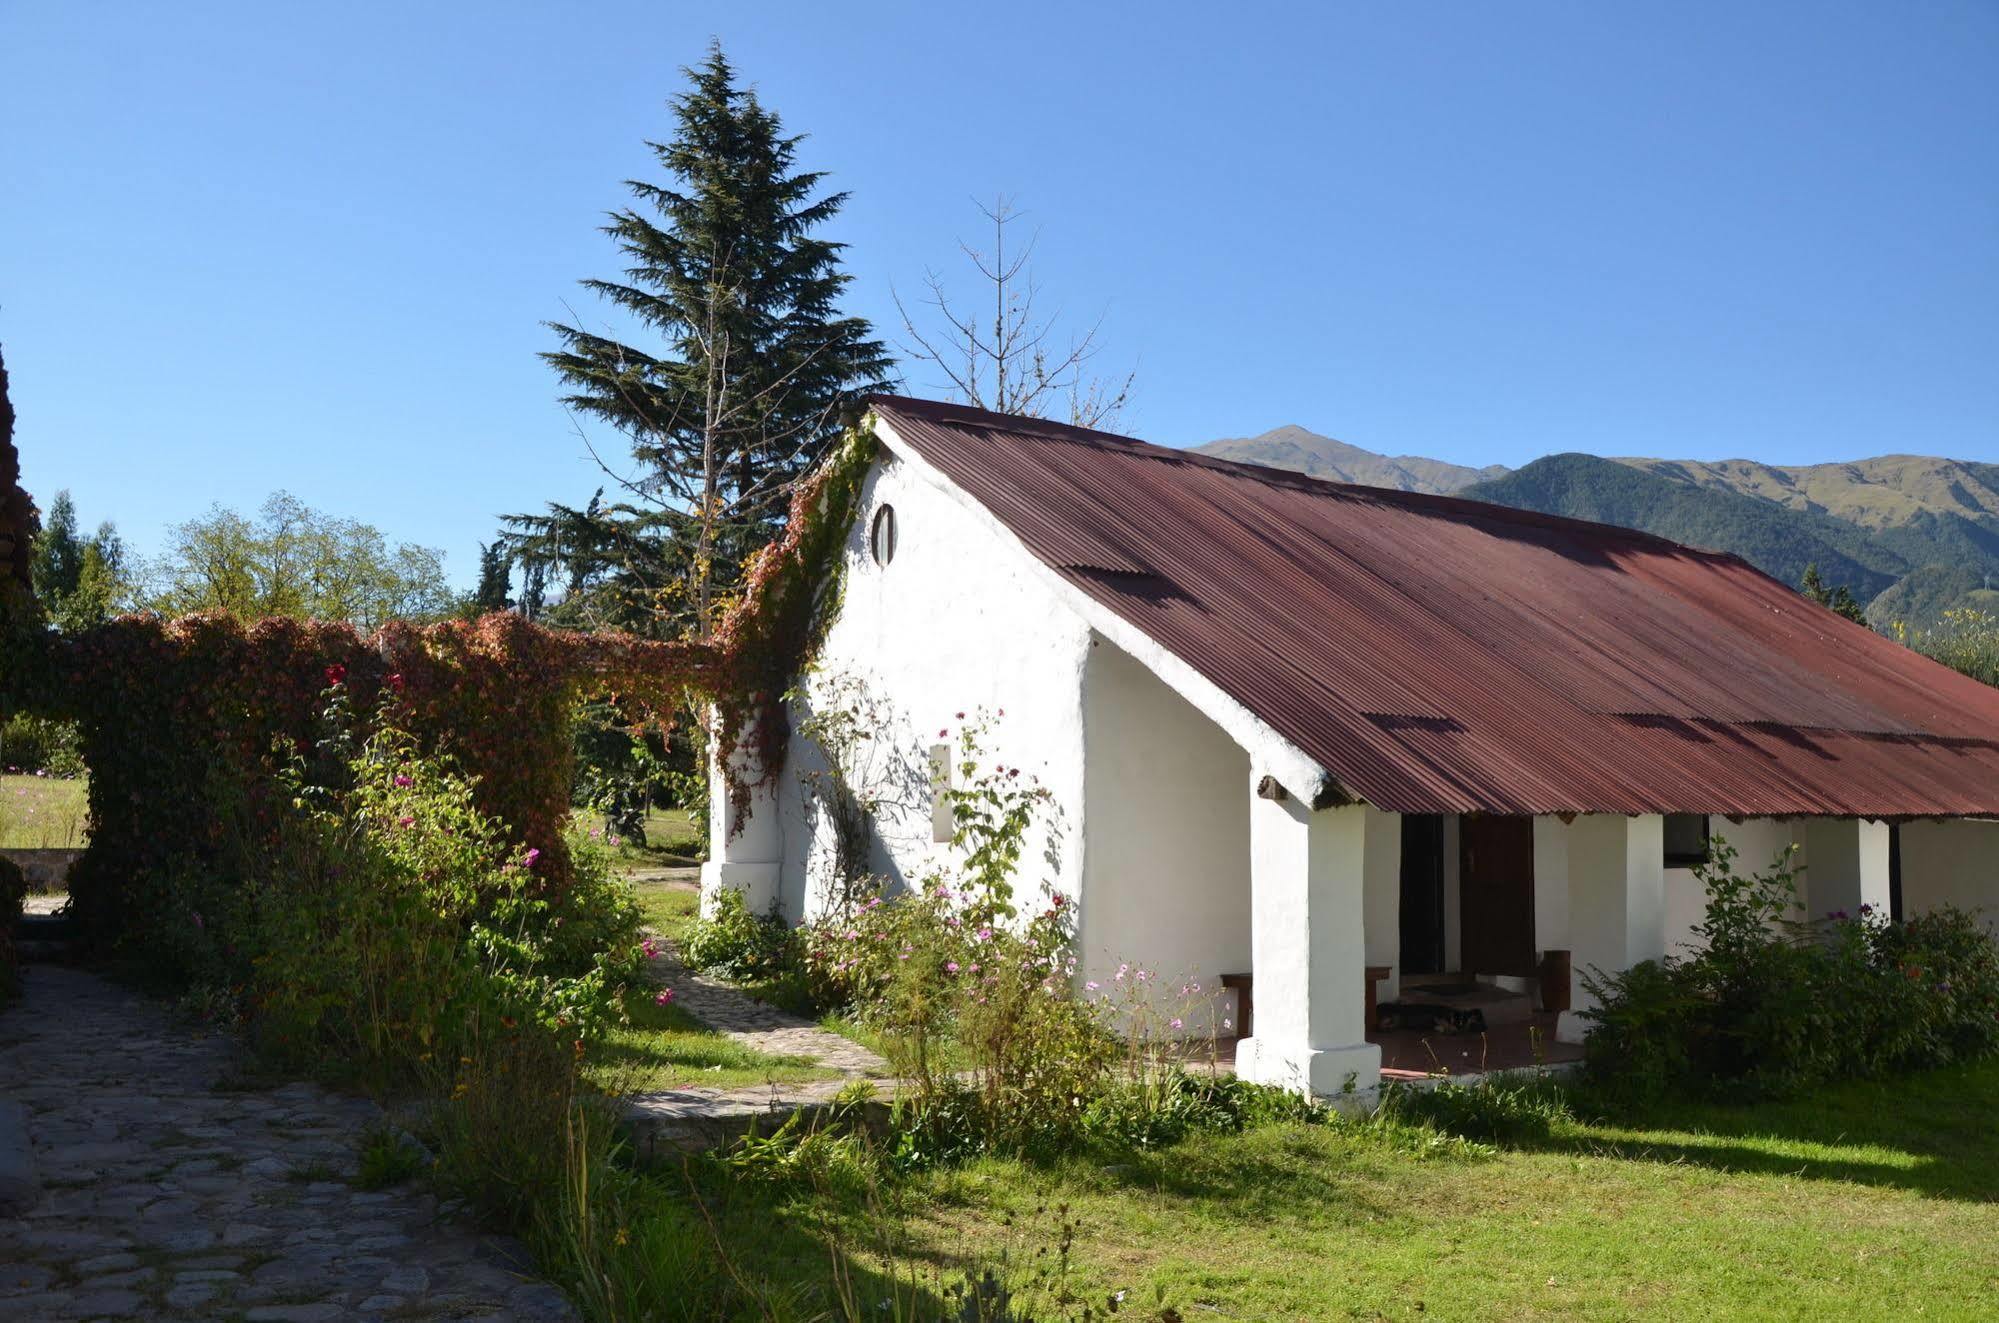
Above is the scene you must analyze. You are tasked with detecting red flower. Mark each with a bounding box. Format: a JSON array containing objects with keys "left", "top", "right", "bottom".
[
  {"left": 386, "top": 672, "right": 405, "bottom": 693},
  {"left": 324, "top": 664, "right": 347, "bottom": 687}
]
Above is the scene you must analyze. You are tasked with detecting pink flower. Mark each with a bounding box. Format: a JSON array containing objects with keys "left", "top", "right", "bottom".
[
  {"left": 975, "top": 927, "right": 993, "bottom": 942},
  {"left": 654, "top": 989, "right": 674, "bottom": 1006},
  {"left": 1170, "top": 1018, "right": 1184, "bottom": 1031},
  {"left": 523, "top": 847, "right": 542, "bottom": 868},
  {"left": 946, "top": 961, "right": 960, "bottom": 974},
  {"left": 1085, "top": 980, "right": 1100, "bottom": 991},
  {"left": 394, "top": 774, "right": 413, "bottom": 788},
  {"left": 397, "top": 815, "right": 415, "bottom": 829}
]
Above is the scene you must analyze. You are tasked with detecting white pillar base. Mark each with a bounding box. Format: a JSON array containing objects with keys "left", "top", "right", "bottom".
[
  {"left": 698, "top": 861, "right": 780, "bottom": 917},
  {"left": 1235, "top": 1036, "right": 1382, "bottom": 1099}
]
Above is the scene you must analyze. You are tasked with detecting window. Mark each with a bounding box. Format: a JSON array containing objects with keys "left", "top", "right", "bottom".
[
  {"left": 870, "top": 505, "right": 897, "bottom": 566},
  {"left": 928, "top": 743, "right": 954, "bottom": 843},
  {"left": 1663, "top": 813, "right": 1710, "bottom": 868}
]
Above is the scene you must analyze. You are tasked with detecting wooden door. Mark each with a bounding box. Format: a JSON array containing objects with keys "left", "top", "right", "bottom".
[
  {"left": 1399, "top": 814, "right": 1447, "bottom": 975},
  {"left": 1459, "top": 815, "right": 1536, "bottom": 977}
]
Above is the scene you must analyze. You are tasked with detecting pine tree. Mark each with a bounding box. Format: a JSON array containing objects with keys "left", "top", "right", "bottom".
[
  {"left": 510, "top": 45, "right": 892, "bottom": 638},
  {"left": 471, "top": 542, "right": 514, "bottom": 613},
  {"left": 1801, "top": 563, "right": 1868, "bottom": 625}
]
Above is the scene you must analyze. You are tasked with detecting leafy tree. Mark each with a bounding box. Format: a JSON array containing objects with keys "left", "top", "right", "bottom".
[
  {"left": 141, "top": 492, "right": 453, "bottom": 629},
  {"left": 1800, "top": 563, "right": 1868, "bottom": 625},
  {"left": 30, "top": 491, "right": 127, "bottom": 631},
  {"left": 509, "top": 44, "right": 892, "bottom": 638}
]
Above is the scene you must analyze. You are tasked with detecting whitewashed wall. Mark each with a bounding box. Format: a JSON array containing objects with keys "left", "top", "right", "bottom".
[
  {"left": 1899, "top": 818, "right": 1999, "bottom": 936},
  {"left": 1078, "top": 639, "right": 1251, "bottom": 1031},
  {"left": 771, "top": 450, "right": 1094, "bottom": 923}
]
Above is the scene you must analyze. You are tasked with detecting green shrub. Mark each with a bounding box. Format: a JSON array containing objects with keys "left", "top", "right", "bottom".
[
  {"left": 1379, "top": 1074, "right": 1574, "bottom": 1144},
  {"left": 355, "top": 1124, "right": 428, "bottom": 1190},
  {"left": 684, "top": 886, "right": 798, "bottom": 980},
  {"left": 0, "top": 713, "right": 84, "bottom": 777},
  {"left": 1584, "top": 839, "right": 1999, "bottom": 1102}
]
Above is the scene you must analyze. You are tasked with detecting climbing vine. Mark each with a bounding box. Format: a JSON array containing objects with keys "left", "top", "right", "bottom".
[
  {"left": 709, "top": 420, "right": 880, "bottom": 832},
  {"left": 8, "top": 418, "right": 875, "bottom": 945}
]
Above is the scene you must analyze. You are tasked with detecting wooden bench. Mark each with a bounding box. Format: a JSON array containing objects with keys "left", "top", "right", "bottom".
[{"left": 1220, "top": 968, "right": 1396, "bottom": 1038}]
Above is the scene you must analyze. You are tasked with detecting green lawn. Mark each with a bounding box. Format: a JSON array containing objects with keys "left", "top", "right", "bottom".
[
  {"left": 0, "top": 773, "right": 87, "bottom": 850},
  {"left": 717, "top": 1058, "right": 1999, "bottom": 1320},
  {"left": 586, "top": 986, "right": 839, "bottom": 1093},
  {"left": 576, "top": 804, "right": 705, "bottom": 869}
]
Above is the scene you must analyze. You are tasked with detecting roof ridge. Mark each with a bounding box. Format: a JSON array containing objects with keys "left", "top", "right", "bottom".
[{"left": 866, "top": 394, "right": 1746, "bottom": 567}]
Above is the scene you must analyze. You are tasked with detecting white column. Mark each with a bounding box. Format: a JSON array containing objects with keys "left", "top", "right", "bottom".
[
  {"left": 1800, "top": 819, "right": 1892, "bottom": 922},
  {"left": 1362, "top": 808, "right": 1402, "bottom": 1001},
  {"left": 698, "top": 731, "right": 783, "bottom": 917},
  {"left": 1236, "top": 778, "right": 1383, "bottom": 1097},
  {"left": 1558, "top": 814, "right": 1665, "bottom": 1042}
]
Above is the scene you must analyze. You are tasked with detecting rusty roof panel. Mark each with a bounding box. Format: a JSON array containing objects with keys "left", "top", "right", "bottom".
[{"left": 870, "top": 396, "right": 1999, "bottom": 818}]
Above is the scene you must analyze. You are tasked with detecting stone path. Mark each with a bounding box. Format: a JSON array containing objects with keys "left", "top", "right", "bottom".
[
  {"left": 633, "top": 874, "right": 887, "bottom": 1079},
  {"left": 0, "top": 965, "right": 576, "bottom": 1322},
  {"left": 623, "top": 875, "right": 891, "bottom": 1152},
  {"left": 646, "top": 946, "right": 888, "bottom": 1078}
]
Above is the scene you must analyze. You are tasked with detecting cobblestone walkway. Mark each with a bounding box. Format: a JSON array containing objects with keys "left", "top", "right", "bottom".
[
  {"left": 647, "top": 948, "right": 888, "bottom": 1077},
  {"left": 0, "top": 965, "right": 576, "bottom": 1322},
  {"left": 635, "top": 876, "right": 887, "bottom": 1079}
]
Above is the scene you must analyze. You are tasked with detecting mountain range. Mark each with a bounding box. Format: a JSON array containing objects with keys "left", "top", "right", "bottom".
[{"left": 1194, "top": 426, "right": 1999, "bottom": 626}]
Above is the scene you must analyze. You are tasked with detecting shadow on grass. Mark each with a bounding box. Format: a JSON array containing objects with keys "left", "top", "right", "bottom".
[{"left": 1521, "top": 1056, "right": 1999, "bottom": 1202}]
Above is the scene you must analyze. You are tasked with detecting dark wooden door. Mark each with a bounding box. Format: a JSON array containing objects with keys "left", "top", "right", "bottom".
[
  {"left": 1400, "top": 814, "right": 1447, "bottom": 975},
  {"left": 1459, "top": 815, "right": 1537, "bottom": 977}
]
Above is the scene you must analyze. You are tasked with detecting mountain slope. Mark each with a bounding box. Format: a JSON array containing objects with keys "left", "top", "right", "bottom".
[
  {"left": 1459, "top": 455, "right": 1916, "bottom": 601},
  {"left": 1196, "top": 426, "right": 1507, "bottom": 494},
  {"left": 1615, "top": 455, "right": 1999, "bottom": 534},
  {"left": 1196, "top": 427, "right": 1999, "bottom": 624}
]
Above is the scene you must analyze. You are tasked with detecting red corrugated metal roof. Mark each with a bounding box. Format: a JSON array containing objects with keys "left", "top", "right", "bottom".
[{"left": 870, "top": 395, "right": 1999, "bottom": 818}]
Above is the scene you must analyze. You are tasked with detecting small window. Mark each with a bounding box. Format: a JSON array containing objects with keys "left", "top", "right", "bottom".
[
  {"left": 928, "top": 743, "right": 954, "bottom": 843},
  {"left": 1663, "top": 813, "right": 1710, "bottom": 868},
  {"left": 870, "top": 505, "right": 897, "bottom": 566}
]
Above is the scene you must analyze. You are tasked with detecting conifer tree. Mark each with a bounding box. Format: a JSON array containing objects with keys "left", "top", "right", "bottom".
[
  {"left": 471, "top": 542, "right": 513, "bottom": 613},
  {"left": 1801, "top": 563, "right": 1868, "bottom": 625},
  {"left": 510, "top": 45, "right": 891, "bottom": 638}
]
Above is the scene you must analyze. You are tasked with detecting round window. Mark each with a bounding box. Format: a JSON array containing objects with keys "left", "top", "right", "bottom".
[{"left": 870, "top": 505, "right": 897, "bottom": 566}]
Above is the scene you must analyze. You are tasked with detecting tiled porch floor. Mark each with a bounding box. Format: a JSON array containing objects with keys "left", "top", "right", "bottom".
[{"left": 1180, "top": 1011, "right": 1582, "bottom": 1082}]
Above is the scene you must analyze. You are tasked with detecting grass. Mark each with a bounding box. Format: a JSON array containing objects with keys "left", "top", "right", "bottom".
[
  {"left": 575, "top": 803, "right": 705, "bottom": 868},
  {"left": 586, "top": 986, "right": 840, "bottom": 1093},
  {"left": 701, "top": 1057, "right": 1999, "bottom": 1320},
  {"left": 632, "top": 878, "right": 702, "bottom": 948},
  {"left": 0, "top": 773, "right": 87, "bottom": 850}
]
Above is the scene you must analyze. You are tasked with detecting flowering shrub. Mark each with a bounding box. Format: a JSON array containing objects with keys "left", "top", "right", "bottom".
[
  {"left": 1584, "top": 839, "right": 1999, "bottom": 1102},
  {"left": 133, "top": 684, "right": 645, "bottom": 1081}
]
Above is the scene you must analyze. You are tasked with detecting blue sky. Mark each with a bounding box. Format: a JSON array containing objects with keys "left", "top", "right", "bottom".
[{"left": 3, "top": 2, "right": 1995, "bottom": 586}]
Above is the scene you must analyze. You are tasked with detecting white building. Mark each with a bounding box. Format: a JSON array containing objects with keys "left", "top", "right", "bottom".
[{"left": 705, "top": 397, "right": 1999, "bottom": 1097}]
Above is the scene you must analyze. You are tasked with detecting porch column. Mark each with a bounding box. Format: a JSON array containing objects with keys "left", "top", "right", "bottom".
[
  {"left": 1236, "top": 777, "right": 1384, "bottom": 1097},
  {"left": 1800, "top": 818, "right": 1891, "bottom": 921},
  {"left": 1558, "top": 814, "right": 1664, "bottom": 1042},
  {"left": 699, "top": 734, "right": 783, "bottom": 917},
  {"left": 1362, "top": 809, "right": 1402, "bottom": 1001}
]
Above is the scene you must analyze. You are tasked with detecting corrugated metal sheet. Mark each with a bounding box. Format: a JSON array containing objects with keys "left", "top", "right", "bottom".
[{"left": 870, "top": 395, "right": 1999, "bottom": 818}]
